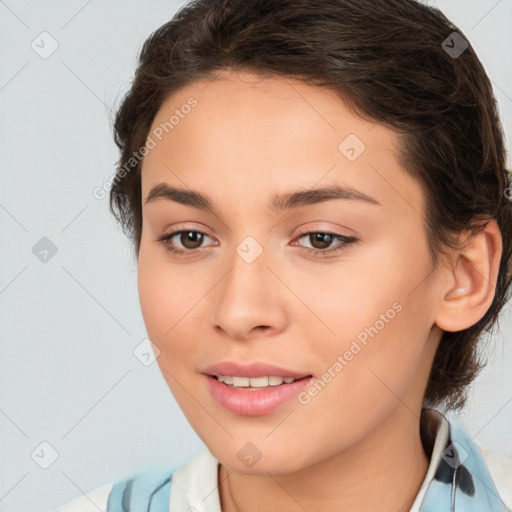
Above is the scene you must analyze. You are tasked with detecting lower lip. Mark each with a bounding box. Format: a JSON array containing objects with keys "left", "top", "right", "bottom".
[{"left": 205, "top": 375, "right": 313, "bottom": 416}]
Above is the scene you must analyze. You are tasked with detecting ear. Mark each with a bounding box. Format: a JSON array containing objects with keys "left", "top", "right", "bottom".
[{"left": 434, "top": 219, "right": 503, "bottom": 332}]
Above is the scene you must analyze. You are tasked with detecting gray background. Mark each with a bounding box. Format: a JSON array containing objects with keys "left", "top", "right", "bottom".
[{"left": 1, "top": 1, "right": 511, "bottom": 511}]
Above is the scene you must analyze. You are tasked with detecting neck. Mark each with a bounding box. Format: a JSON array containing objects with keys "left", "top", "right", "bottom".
[{"left": 219, "top": 407, "right": 431, "bottom": 512}]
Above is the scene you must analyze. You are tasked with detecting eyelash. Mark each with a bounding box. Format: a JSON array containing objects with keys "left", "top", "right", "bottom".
[{"left": 156, "top": 228, "right": 358, "bottom": 259}]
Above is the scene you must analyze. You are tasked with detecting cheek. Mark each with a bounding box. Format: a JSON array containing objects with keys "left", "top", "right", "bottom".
[
  {"left": 294, "top": 236, "right": 434, "bottom": 399},
  {"left": 137, "top": 245, "right": 222, "bottom": 392},
  {"left": 137, "top": 252, "right": 212, "bottom": 420},
  {"left": 294, "top": 302, "right": 432, "bottom": 454},
  {"left": 287, "top": 235, "right": 429, "bottom": 347},
  {"left": 137, "top": 246, "right": 201, "bottom": 338}
]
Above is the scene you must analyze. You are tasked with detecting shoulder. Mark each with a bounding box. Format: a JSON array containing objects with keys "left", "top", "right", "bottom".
[
  {"left": 52, "top": 467, "right": 175, "bottom": 512},
  {"left": 480, "top": 447, "right": 512, "bottom": 511}
]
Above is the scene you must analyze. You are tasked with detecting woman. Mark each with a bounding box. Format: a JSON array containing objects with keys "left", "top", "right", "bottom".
[{"left": 56, "top": 0, "right": 512, "bottom": 510}]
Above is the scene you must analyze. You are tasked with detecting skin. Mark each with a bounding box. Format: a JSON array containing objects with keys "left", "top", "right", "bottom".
[{"left": 137, "top": 70, "right": 502, "bottom": 512}]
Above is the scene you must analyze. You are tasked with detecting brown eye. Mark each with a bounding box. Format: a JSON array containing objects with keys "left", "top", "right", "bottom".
[
  {"left": 179, "top": 231, "right": 204, "bottom": 249},
  {"left": 294, "top": 230, "right": 359, "bottom": 258},
  {"left": 156, "top": 229, "right": 216, "bottom": 255},
  {"left": 308, "top": 232, "right": 335, "bottom": 250}
]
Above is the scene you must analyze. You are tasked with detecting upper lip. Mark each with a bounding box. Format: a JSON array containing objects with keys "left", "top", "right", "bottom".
[{"left": 201, "top": 361, "right": 312, "bottom": 379}]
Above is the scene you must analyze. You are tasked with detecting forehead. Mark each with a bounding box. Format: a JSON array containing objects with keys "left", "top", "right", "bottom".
[{"left": 141, "top": 70, "right": 424, "bottom": 219}]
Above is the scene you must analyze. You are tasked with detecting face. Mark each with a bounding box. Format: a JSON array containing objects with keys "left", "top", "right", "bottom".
[{"left": 137, "top": 70, "right": 444, "bottom": 475}]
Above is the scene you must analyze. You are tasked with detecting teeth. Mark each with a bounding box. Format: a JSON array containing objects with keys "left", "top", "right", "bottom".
[
  {"left": 269, "top": 376, "right": 285, "bottom": 386},
  {"left": 233, "top": 376, "right": 250, "bottom": 387},
  {"left": 216, "top": 375, "right": 299, "bottom": 388}
]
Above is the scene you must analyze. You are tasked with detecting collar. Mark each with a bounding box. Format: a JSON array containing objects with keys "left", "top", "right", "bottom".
[
  {"left": 411, "top": 408, "right": 509, "bottom": 511},
  {"left": 169, "top": 408, "right": 509, "bottom": 511}
]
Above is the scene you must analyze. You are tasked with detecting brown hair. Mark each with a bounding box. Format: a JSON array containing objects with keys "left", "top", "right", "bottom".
[{"left": 109, "top": 0, "right": 512, "bottom": 410}]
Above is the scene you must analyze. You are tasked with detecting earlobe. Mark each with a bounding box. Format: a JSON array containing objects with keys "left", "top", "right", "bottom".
[{"left": 434, "top": 219, "right": 502, "bottom": 332}]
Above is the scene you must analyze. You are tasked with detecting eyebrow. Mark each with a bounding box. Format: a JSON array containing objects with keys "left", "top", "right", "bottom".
[{"left": 144, "top": 183, "right": 381, "bottom": 212}]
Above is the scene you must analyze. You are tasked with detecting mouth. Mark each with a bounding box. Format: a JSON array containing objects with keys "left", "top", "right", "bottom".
[
  {"left": 201, "top": 361, "right": 314, "bottom": 415},
  {"left": 205, "top": 373, "right": 314, "bottom": 416}
]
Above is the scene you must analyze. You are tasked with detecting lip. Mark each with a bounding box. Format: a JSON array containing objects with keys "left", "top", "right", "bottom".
[
  {"left": 201, "top": 361, "right": 312, "bottom": 379},
  {"left": 205, "top": 374, "right": 313, "bottom": 416}
]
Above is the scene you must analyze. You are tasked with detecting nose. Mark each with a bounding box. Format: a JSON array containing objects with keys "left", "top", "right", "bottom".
[{"left": 212, "top": 245, "right": 288, "bottom": 342}]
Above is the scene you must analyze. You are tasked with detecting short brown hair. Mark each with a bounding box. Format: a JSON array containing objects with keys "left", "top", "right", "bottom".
[{"left": 109, "top": 0, "right": 512, "bottom": 410}]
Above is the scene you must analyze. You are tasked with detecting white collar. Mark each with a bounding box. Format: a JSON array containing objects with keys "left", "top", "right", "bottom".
[{"left": 169, "top": 446, "right": 221, "bottom": 511}]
